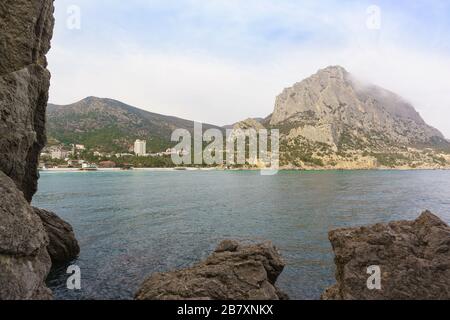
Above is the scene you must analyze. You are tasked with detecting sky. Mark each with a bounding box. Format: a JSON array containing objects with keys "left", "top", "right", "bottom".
[{"left": 48, "top": 0, "right": 450, "bottom": 137}]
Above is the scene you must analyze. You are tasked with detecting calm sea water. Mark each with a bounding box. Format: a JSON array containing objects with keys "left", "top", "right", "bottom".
[{"left": 33, "top": 170, "right": 450, "bottom": 300}]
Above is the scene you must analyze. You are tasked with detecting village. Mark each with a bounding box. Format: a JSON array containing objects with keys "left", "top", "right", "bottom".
[{"left": 38, "top": 139, "right": 186, "bottom": 170}]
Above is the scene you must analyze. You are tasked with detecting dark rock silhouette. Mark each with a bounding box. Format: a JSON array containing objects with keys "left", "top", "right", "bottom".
[
  {"left": 33, "top": 208, "right": 80, "bottom": 264},
  {"left": 0, "top": 0, "right": 54, "bottom": 202},
  {"left": 0, "top": 0, "right": 79, "bottom": 299},
  {"left": 0, "top": 172, "right": 52, "bottom": 299}
]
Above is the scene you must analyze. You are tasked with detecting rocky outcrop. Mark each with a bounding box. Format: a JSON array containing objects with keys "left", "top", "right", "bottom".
[
  {"left": 232, "top": 118, "right": 266, "bottom": 131},
  {"left": 0, "top": 0, "right": 55, "bottom": 202},
  {"left": 33, "top": 208, "right": 80, "bottom": 264},
  {"left": 135, "top": 240, "right": 288, "bottom": 300},
  {"left": 261, "top": 66, "right": 450, "bottom": 169},
  {"left": 0, "top": 172, "right": 52, "bottom": 300},
  {"left": 0, "top": 0, "right": 79, "bottom": 300},
  {"left": 270, "top": 66, "right": 443, "bottom": 145},
  {"left": 322, "top": 211, "right": 450, "bottom": 300}
]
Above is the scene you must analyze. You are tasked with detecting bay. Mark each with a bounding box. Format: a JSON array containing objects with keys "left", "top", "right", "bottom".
[{"left": 33, "top": 170, "right": 450, "bottom": 300}]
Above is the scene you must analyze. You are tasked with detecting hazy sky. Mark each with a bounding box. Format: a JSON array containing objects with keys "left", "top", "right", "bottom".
[{"left": 48, "top": 0, "right": 450, "bottom": 137}]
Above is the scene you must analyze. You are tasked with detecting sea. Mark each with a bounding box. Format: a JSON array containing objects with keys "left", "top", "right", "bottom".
[{"left": 32, "top": 169, "right": 450, "bottom": 300}]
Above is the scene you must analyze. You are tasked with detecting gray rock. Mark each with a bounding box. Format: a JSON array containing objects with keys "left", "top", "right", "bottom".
[
  {"left": 232, "top": 118, "right": 266, "bottom": 131},
  {"left": 270, "top": 66, "right": 443, "bottom": 146},
  {"left": 135, "top": 240, "right": 288, "bottom": 300},
  {"left": 265, "top": 66, "right": 450, "bottom": 169},
  {"left": 0, "top": 172, "right": 52, "bottom": 300},
  {"left": 0, "top": 0, "right": 56, "bottom": 300},
  {"left": 33, "top": 208, "right": 80, "bottom": 264},
  {"left": 0, "top": 0, "right": 54, "bottom": 201},
  {"left": 322, "top": 211, "right": 450, "bottom": 300},
  {"left": 214, "top": 239, "right": 239, "bottom": 253}
]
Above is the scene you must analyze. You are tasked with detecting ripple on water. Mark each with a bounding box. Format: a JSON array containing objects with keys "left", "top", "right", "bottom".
[{"left": 34, "top": 170, "right": 450, "bottom": 300}]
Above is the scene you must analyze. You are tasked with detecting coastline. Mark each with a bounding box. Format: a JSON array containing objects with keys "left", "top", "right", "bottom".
[{"left": 39, "top": 166, "right": 450, "bottom": 173}]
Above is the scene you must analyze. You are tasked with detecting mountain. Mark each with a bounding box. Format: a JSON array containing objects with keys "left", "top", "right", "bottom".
[
  {"left": 261, "top": 66, "right": 450, "bottom": 168},
  {"left": 46, "top": 67, "right": 450, "bottom": 169},
  {"left": 226, "top": 118, "right": 266, "bottom": 130},
  {"left": 46, "top": 97, "right": 221, "bottom": 153}
]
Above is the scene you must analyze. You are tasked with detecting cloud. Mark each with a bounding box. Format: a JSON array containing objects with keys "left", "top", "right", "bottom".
[{"left": 48, "top": 0, "right": 450, "bottom": 137}]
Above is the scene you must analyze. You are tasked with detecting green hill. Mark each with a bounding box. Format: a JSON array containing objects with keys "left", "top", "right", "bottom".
[{"left": 46, "top": 97, "right": 222, "bottom": 153}]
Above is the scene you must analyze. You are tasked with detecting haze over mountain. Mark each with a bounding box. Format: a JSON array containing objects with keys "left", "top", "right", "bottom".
[{"left": 269, "top": 66, "right": 444, "bottom": 146}]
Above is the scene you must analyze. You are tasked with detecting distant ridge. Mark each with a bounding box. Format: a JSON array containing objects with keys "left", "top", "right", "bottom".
[
  {"left": 46, "top": 67, "right": 450, "bottom": 169},
  {"left": 47, "top": 97, "right": 222, "bottom": 152}
]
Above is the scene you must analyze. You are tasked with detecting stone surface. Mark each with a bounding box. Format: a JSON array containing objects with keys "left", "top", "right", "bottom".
[
  {"left": 33, "top": 208, "right": 80, "bottom": 264},
  {"left": 270, "top": 66, "right": 443, "bottom": 144},
  {"left": 322, "top": 211, "right": 450, "bottom": 300},
  {"left": 232, "top": 118, "right": 266, "bottom": 131},
  {"left": 135, "top": 240, "right": 288, "bottom": 300},
  {"left": 0, "top": 172, "right": 52, "bottom": 300},
  {"left": 0, "top": 0, "right": 55, "bottom": 201},
  {"left": 0, "top": 0, "right": 56, "bottom": 299}
]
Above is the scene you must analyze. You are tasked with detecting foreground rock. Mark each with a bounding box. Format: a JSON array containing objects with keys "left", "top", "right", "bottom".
[
  {"left": 0, "top": 172, "right": 52, "bottom": 300},
  {"left": 0, "top": 0, "right": 80, "bottom": 300},
  {"left": 135, "top": 240, "right": 288, "bottom": 300},
  {"left": 322, "top": 211, "right": 450, "bottom": 300},
  {"left": 33, "top": 208, "right": 80, "bottom": 264},
  {"left": 0, "top": 0, "right": 55, "bottom": 202}
]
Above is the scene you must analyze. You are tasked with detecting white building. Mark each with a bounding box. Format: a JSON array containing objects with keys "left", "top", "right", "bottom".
[
  {"left": 115, "top": 153, "right": 134, "bottom": 158},
  {"left": 50, "top": 148, "right": 69, "bottom": 160},
  {"left": 75, "top": 144, "right": 85, "bottom": 150},
  {"left": 134, "top": 139, "right": 147, "bottom": 156}
]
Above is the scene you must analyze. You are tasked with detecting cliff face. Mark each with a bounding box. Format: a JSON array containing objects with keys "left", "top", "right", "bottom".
[
  {"left": 0, "top": 0, "right": 54, "bottom": 201},
  {"left": 270, "top": 66, "right": 443, "bottom": 145},
  {"left": 264, "top": 66, "right": 450, "bottom": 169},
  {"left": 0, "top": 0, "right": 58, "bottom": 300}
]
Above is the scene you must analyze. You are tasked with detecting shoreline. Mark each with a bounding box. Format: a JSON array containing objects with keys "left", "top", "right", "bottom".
[{"left": 39, "top": 167, "right": 450, "bottom": 173}]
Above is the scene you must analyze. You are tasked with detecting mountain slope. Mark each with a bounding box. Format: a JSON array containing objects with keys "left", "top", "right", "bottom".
[
  {"left": 47, "top": 97, "right": 221, "bottom": 152},
  {"left": 263, "top": 66, "right": 450, "bottom": 168}
]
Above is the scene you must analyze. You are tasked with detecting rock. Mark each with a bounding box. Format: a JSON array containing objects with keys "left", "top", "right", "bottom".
[
  {"left": 270, "top": 66, "right": 443, "bottom": 144},
  {"left": 214, "top": 239, "right": 239, "bottom": 253},
  {"left": 0, "top": 0, "right": 56, "bottom": 299},
  {"left": 33, "top": 208, "right": 80, "bottom": 264},
  {"left": 0, "top": 0, "right": 54, "bottom": 201},
  {"left": 322, "top": 211, "right": 450, "bottom": 300},
  {"left": 0, "top": 172, "right": 52, "bottom": 300},
  {"left": 135, "top": 240, "right": 288, "bottom": 300},
  {"left": 264, "top": 66, "right": 450, "bottom": 169},
  {"left": 232, "top": 118, "right": 266, "bottom": 131}
]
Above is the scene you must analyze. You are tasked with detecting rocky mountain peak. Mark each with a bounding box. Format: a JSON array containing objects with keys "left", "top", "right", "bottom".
[
  {"left": 316, "top": 65, "right": 349, "bottom": 80},
  {"left": 269, "top": 66, "right": 444, "bottom": 147}
]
